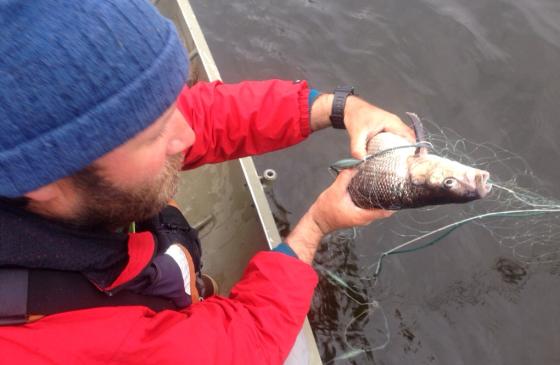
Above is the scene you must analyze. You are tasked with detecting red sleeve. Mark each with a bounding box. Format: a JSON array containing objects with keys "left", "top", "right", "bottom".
[
  {"left": 177, "top": 79, "right": 311, "bottom": 169},
  {"left": 0, "top": 252, "right": 318, "bottom": 365}
]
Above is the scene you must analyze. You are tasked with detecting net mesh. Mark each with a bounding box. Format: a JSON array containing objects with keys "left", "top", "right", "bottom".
[{"left": 312, "top": 120, "right": 560, "bottom": 363}]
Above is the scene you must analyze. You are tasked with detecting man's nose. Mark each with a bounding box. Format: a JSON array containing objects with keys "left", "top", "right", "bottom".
[{"left": 167, "top": 111, "right": 195, "bottom": 156}]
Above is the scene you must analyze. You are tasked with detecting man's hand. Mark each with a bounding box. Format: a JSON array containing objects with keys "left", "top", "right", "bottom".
[
  {"left": 285, "top": 170, "right": 392, "bottom": 264},
  {"left": 310, "top": 94, "right": 416, "bottom": 159},
  {"left": 344, "top": 96, "right": 416, "bottom": 159},
  {"left": 294, "top": 91, "right": 412, "bottom": 263},
  {"left": 308, "top": 169, "right": 392, "bottom": 234}
]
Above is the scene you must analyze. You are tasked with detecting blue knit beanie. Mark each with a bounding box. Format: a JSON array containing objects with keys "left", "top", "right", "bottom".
[{"left": 0, "top": 0, "right": 189, "bottom": 197}]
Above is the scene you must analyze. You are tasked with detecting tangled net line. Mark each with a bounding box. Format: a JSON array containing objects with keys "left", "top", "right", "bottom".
[{"left": 316, "top": 119, "right": 560, "bottom": 363}]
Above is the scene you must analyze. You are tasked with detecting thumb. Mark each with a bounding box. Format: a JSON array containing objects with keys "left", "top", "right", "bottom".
[
  {"left": 350, "top": 131, "right": 369, "bottom": 159},
  {"left": 334, "top": 168, "right": 357, "bottom": 187}
]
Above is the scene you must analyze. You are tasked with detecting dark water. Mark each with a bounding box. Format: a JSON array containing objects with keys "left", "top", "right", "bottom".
[{"left": 190, "top": 1, "right": 560, "bottom": 363}]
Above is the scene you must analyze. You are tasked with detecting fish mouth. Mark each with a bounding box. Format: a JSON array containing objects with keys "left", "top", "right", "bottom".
[{"left": 476, "top": 170, "right": 492, "bottom": 198}]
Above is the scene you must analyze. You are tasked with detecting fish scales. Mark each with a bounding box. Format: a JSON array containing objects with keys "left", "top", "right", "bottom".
[
  {"left": 348, "top": 132, "right": 491, "bottom": 210},
  {"left": 349, "top": 133, "right": 417, "bottom": 209}
]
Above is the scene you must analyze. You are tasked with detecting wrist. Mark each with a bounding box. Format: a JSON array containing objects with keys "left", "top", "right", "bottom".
[
  {"left": 310, "top": 93, "right": 334, "bottom": 131},
  {"left": 343, "top": 95, "right": 360, "bottom": 123},
  {"left": 285, "top": 211, "right": 325, "bottom": 264}
]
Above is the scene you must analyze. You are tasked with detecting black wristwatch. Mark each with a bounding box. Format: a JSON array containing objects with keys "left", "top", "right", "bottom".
[{"left": 329, "top": 86, "right": 355, "bottom": 129}]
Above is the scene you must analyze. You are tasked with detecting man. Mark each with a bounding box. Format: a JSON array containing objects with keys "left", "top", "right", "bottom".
[{"left": 0, "top": 0, "right": 414, "bottom": 363}]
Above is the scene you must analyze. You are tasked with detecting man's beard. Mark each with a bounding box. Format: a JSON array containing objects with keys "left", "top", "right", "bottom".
[{"left": 66, "top": 153, "right": 183, "bottom": 231}]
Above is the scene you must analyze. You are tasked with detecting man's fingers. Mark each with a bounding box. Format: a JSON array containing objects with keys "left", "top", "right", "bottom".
[
  {"left": 351, "top": 206, "right": 394, "bottom": 226},
  {"left": 335, "top": 168, "right": 357, "bottom": 186},
  {"left": 383, "top": 115, "right": 416, "bottom": 143},
  {"left": 349, "top": 131, "right": 370, "bottom": 159},
  {"left": 379, "top": 209, "right": 394, "bottom": 218},
  {"left": 387, "top": 124, "right": 416, "bottom": 143},
  {"left": 349, "top": 116, "right": 415, "bottom": 159}
]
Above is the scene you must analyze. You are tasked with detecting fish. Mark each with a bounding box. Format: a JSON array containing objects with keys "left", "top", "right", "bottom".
[{"left": 339, "top": 113, "right": 492, "bottom": 210}]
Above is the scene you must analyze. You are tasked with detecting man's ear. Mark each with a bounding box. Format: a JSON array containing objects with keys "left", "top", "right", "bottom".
[{"left": 24, "top": 182, "right": 63, "bottom": 202}]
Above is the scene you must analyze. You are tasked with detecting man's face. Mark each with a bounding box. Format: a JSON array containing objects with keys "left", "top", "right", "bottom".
[{"left": 63, "top": 104, "right": 195, "bottom": 230}]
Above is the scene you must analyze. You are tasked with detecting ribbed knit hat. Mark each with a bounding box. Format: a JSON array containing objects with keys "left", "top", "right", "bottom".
[{"left": 0, "top": 0, "right": 189, "bottom": 197}]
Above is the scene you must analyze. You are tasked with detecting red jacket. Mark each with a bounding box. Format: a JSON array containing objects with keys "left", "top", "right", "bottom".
[{"left": 0, "top": 80, "right": 319, "bottom": 364}]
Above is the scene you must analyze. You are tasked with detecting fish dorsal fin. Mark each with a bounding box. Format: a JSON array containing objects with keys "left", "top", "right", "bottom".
[{"left": 406, "top": 112, "right": 427, "bottom": 156}]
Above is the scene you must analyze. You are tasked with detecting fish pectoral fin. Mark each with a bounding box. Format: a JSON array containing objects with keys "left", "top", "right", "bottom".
[{"left": 330, "top": 158, "right": 364, "bottom": 173}]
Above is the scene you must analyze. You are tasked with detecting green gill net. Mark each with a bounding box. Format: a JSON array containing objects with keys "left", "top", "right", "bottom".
[{"left": 309, "top": 120, "right": 560, "bottom": 363}]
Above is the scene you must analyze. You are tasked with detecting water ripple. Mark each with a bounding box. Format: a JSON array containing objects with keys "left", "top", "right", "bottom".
[{"left": 420, "top": 0, "right": 509, "bottom": 60}]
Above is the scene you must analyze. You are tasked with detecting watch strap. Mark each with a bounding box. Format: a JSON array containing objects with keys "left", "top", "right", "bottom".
[{"left": 329, "top": 86, "right": 354, "bottom": 129}]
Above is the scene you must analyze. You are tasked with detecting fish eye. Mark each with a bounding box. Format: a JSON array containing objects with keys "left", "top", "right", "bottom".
[{"left": 443, "top": 178, "right": 457, "bottom": 189}]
